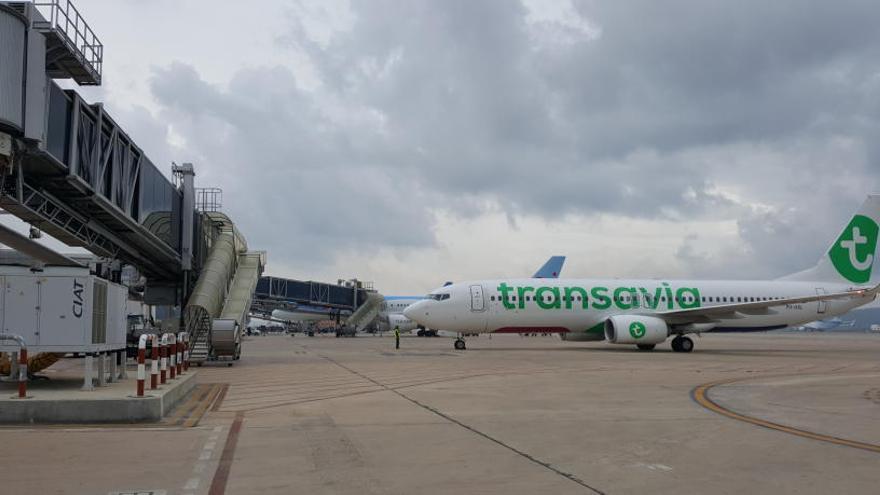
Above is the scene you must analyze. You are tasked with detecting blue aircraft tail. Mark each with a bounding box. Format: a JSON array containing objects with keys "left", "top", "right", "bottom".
[{"left": 533, "top": 256, "right": 565, "bottom": 278}]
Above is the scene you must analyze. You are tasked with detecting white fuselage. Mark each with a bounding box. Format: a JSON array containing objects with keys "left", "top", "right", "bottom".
[
  {"left": 272, "top": 309, "right": 334, "bottom": 323},
  {"left": 377, "top": 296, "right": 424, "bottom": 332},
  {"left": 405, "top": 278, "right": 874, "bottom": 339}
]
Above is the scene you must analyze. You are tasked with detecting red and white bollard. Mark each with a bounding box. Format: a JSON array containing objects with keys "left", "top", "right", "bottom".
[
  {"left": 18, "top": 347, "right": 27, "bottom": 399},
  {"left": 161, "top": 333, "right": 177, "bottom": 380},
  {"left": 169, "top": 336, "right": 177, "bottom": 379},
  {"left": 175, "top": 337, "right": 182, "bottom": 376},
  {"left": 177, "top": 332, "right": 189, "bottom": 373},
  {"left": 150, "top": 335, "right": 159, "bottom": 390},
  {"left": 135, "top": 334, "right": 158, "bottom": 397},
  {"left": 136, "top": 334, "right": 147, "bottom": 397},
  {"left": 160, "top": 335, "right": 168, "bottom": 384}
]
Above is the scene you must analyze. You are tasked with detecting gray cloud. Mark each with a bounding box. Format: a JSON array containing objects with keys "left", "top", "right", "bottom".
[{"left": 134, "top": 0, "right": 879, "bottom": 277}]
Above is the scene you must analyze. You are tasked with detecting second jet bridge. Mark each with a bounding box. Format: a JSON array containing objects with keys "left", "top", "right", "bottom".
[{"left": 251, "top": 277, "right": 383, "bottom": 332}]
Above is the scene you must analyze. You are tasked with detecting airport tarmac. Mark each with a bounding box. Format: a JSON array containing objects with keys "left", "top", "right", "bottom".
[{"left": 2, "top": 332, "right": 879, "bottom": 494}]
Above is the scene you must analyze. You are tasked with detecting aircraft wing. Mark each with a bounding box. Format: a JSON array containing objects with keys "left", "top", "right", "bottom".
[
  {"left": 533, "top": 256, "right": 566, "bottom": 278},
  {"left": 653, "top": 284, "right": 879, "bottom": 325}
]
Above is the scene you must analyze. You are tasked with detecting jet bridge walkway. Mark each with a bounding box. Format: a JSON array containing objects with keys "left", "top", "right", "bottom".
[
  {"left": 250, "top": 277, "right": 381, "bottom": 331},
  {"left": 0, "top": 2, "right": 189, "bottom": 285},
  {"left": 1, "top": 1, "right": 266, "bottom": 368}
]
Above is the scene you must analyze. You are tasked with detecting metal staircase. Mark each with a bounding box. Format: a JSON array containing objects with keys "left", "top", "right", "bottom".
[
  {"left": 184, "top": 211, "right": 265, "bottom": 364},
  {"left": 186, "top": 309, "right": 212, "bottom": 362},
  {"left": 345, "top": 293, "right": 384, "bottom": 332}
]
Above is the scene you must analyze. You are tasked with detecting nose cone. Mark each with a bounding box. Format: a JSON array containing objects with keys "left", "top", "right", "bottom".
[{"left": 403, "top": 300, "right": 428, "bottom": 323}]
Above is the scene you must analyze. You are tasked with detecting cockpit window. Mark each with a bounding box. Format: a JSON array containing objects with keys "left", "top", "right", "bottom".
[{"left": 427, "top": 293, "right": 451, "bottom": 301}]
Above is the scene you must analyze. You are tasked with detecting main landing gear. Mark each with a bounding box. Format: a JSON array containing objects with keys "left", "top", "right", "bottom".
[
  {"left": 671, "top": 335, "right": 694, "bottom": 353},
  {"left": 454, "top": 338, "right": 466, "bottom": 350},
  {"left": 636, "top": 344, "right": 656, "bottom": 351}
]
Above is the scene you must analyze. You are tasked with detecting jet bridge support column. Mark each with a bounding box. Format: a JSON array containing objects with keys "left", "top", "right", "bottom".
[
  {"left": 173, "top": 163, "right": 196, "bottom": 308},
  {"left": 82, "top": 354, "right": 94, "bottom": 391}
]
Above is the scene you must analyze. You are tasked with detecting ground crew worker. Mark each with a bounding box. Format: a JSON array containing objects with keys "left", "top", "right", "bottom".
[{"left": 394, "top": 326, "right": 400, "bottom": 349}]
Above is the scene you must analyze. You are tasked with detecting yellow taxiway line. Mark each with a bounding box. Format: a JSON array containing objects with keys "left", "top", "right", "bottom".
[{"left": 692, "top": 377, "right": 880, "bottom": 454}]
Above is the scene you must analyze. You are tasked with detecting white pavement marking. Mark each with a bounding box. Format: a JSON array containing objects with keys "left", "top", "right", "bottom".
[
  {"left": 184, "top": 477, "right": 200, "bottom": 490},
  {"left": 183, "top": 427, "right": 225, "bottom": 493},
  {"left": 635, "top": 462, "right": 674, "bottom": 472}
]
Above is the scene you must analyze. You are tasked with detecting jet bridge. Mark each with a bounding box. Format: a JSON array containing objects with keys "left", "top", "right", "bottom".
[
  {"left": 1, "top": 2, "right": 182, "bottom": 283},
  {"left": 0, "top": 1, "right": 265, "bottom": 368},
  {"left": 251, "top": 277, "right": 381, "bottom": 331}
]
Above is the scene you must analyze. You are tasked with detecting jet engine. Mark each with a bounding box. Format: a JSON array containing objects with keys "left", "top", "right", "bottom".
[
  {"left": 604, "top": 315, "right": 669, "bottom": 345},
  {"left": 388, "top": 313, "right": 418, "bottom": 332}
]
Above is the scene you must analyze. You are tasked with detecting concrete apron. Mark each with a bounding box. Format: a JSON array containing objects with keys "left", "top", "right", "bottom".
[{"left": 0, "top": 372, "right": 197, "bottom": 424}]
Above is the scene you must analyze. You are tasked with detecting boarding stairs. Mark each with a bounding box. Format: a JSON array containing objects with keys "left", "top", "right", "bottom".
[
  {"left": 345, "top": 292, "right": 384, "bottom": 332},
  {"left": 187, "top": 310, "right": 212, "bottom": 363},
  {"left": 184, "top": 213, "right": 265, "bottom": 365}
]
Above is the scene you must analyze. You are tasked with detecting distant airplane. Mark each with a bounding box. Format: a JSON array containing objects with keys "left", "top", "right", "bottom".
[
  {"left": 795, "top": 317, "right": 856, "bottom": 332},
  {"left": 405, "top": 195, "right": 880, "bottom": 352},
  {"left": 380, "top": 256, "right": 567, "bottom": 335},
  {"left": 271, "top": 304, "right": 346, "bottom": 324}
]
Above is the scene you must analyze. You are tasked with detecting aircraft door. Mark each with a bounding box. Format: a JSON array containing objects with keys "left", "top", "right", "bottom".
[
  {"left": 816, "top": 288, "right": 827, "bottom": 314},
  {"left": 469, "top": 285, "right": 485, "bottom": 312}
]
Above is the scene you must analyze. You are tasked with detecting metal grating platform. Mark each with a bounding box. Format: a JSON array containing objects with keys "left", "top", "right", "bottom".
[{"left": 32, "top": 0, "right": 103, "bottom": 85}]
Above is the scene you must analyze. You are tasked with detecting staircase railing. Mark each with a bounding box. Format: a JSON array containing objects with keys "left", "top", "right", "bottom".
[{"left": 33, "top": 0, "right": 103, "bottom": 82}]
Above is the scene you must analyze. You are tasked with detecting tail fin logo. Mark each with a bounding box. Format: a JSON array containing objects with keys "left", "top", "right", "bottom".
[{"left": 829, "top": 215, "right": 878, "bottom": 283}]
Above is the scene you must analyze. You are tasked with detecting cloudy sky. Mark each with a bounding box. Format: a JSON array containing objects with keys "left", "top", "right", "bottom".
[{"left": 6, "top": 0, "right": 880, "bottom": 294}]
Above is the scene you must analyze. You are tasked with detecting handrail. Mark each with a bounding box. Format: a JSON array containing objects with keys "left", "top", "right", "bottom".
[{"left": 33, "top": 0, "right": 104, "bottom": 83}]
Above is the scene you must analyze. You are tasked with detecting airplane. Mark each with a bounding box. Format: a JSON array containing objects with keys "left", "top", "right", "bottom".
[
  {"left": 794, "top": 316, "right": 855, "bottom": 332},
  {"left": 404, "top": 195, "right": 880, "bottom": 352},
  {"left": 271, "top": 304, "right": 347, "bottom": 324},
  {"left": 379, "top": 256, "right": 566, "bottom": 335}
]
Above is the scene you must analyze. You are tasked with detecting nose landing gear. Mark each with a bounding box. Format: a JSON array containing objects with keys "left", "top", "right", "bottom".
[
  {"left": 454, "top": 338, "right": 466, "bottom": 350},
  {"left": 671, "top": 335, "right": 694, "bottom": 353}
]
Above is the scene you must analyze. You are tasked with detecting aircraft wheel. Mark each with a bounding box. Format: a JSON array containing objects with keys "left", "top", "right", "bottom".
[
  {"left": 678, "top": 336, "right": 694, "bottom": 353},
  {"left": 454, "top": 339, "right": 466, "bottom": 350},
  {"left": 636, "top": 344, "right": 656, "bottom": 351},
  {"left": 671, "top": 336, "right": 683, "bottom": 352}
]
